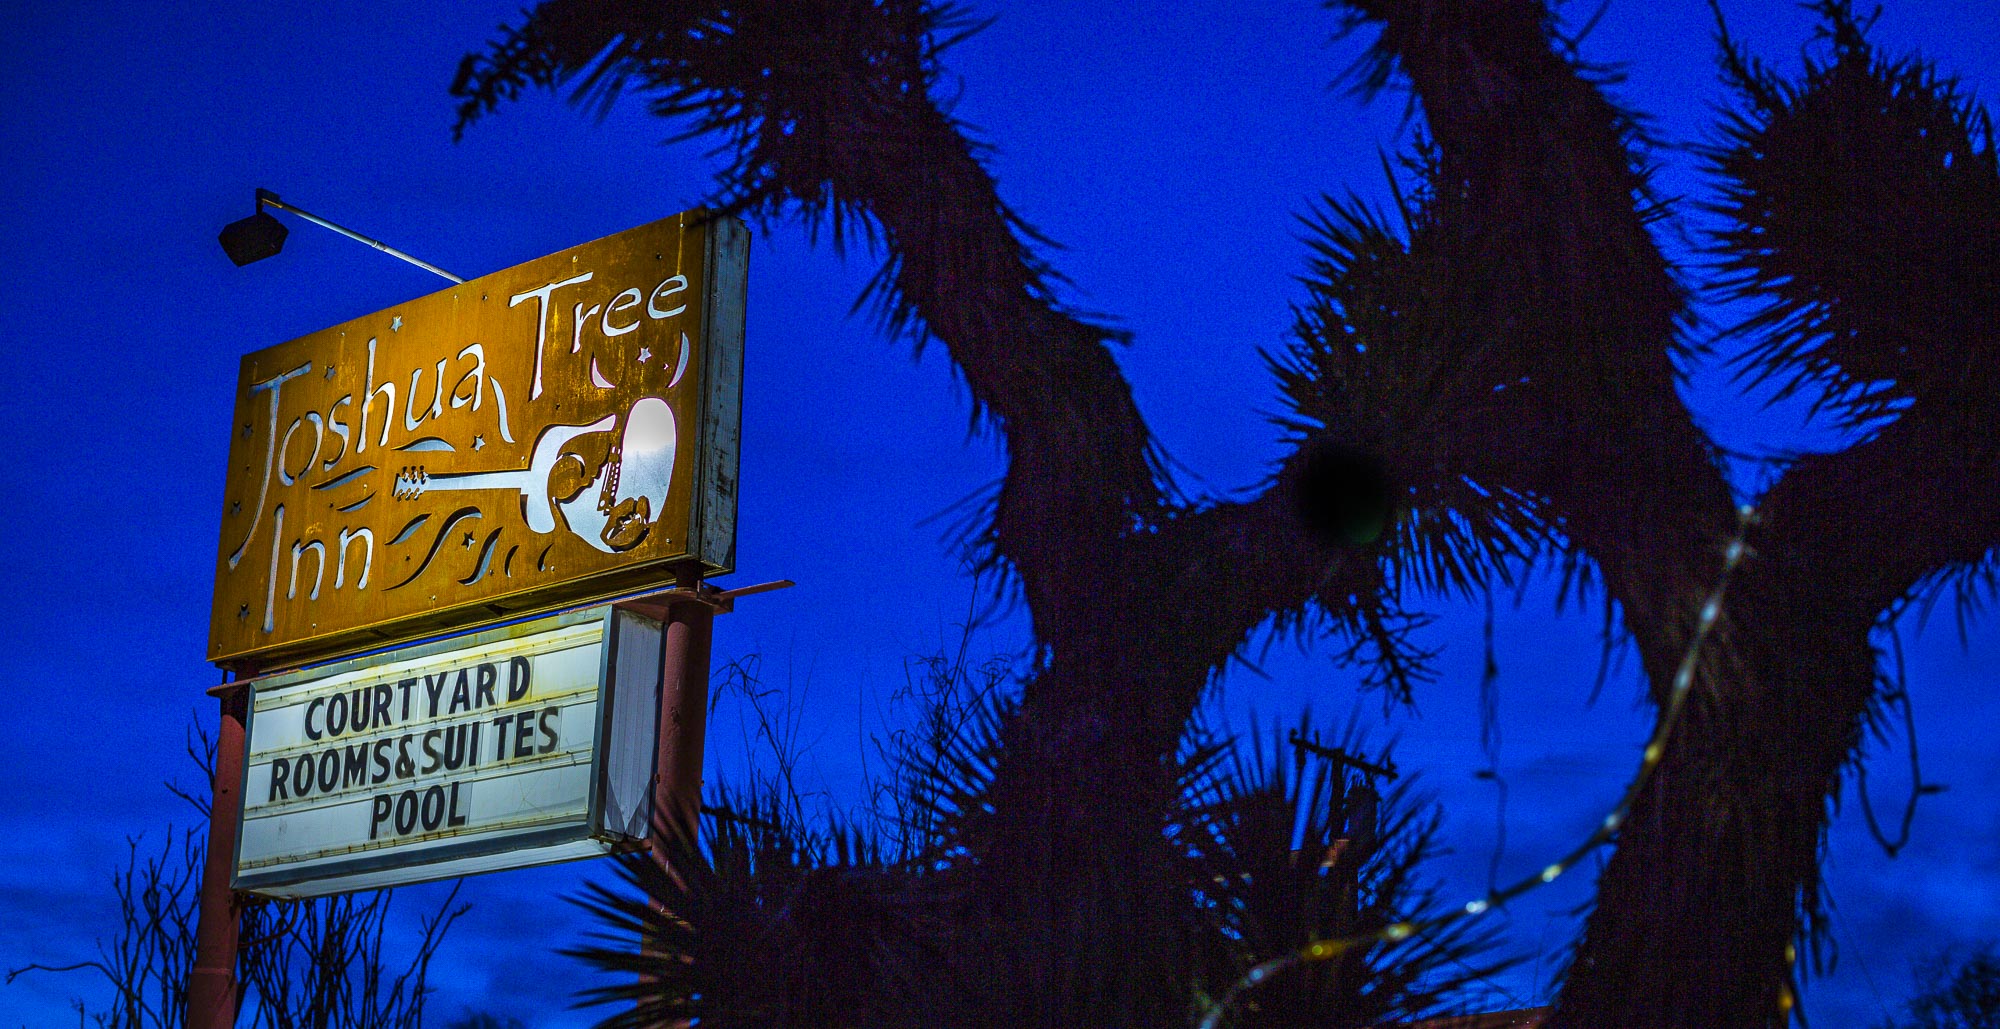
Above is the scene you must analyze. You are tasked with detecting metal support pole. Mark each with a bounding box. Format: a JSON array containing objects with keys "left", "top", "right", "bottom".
[
  {"left": 188, "top": 685, "right": 248, "bottom": 1029},
  {"left": 625, "top": 575, "right": 787, "bottom": 1003},
  {"left": 651, "top": 570, "right": 716, "bottom": 855},
  {"left": 635, "top": 572, "right": 718, "bottom": 1004}
]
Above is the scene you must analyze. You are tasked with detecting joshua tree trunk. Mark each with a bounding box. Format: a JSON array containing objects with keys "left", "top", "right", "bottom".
[{"left": 1329, "top": 5, "right": 2000, "bottom": 1023}]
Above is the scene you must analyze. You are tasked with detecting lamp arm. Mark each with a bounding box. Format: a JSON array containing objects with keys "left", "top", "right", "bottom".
[{"left": 256, "top": 189, "right": 465, "bottom": 284}]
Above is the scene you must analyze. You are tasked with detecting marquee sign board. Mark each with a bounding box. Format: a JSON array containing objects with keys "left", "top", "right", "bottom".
[
  {"left": 232, "top": 604, "right": 663, "bottom": 898},
  {"left": 209, "top": 211, "right": 746, "bottom": 671}
]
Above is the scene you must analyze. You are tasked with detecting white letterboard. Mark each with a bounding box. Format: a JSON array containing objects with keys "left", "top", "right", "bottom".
[{"left": 233, "top": 605, "right": 661, "bottom": 897}]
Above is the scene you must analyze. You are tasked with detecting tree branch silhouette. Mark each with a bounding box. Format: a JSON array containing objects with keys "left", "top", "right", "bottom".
[{"left": 452, "top": 1, "right": 2000, "bottom": 1026}]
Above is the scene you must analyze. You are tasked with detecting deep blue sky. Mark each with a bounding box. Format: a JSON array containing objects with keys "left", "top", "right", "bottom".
[{"left": 4, "top": 1, "right": 1997, "bottom": 1025}]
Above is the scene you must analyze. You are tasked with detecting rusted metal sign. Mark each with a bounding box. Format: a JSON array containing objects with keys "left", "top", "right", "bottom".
[
  {"left": 233, "top": 604, "right": 662, "bottom": 897},
  {"left": 209, "top": 212, "right": 746, "bottom": 671}
]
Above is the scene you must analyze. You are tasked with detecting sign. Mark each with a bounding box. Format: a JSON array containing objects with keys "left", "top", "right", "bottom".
[
  {"left": 232, "top": 604, "right": 663, "bottom": 898},
  {"left": 209, "top": 212, "right": 747, "bottom": 671}
]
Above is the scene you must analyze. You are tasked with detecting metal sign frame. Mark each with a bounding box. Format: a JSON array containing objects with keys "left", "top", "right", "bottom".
[
  {"left": 230, "top": 602, "right": 662, "bottom": 898},
  {"left": 207, "top": 211, "right": 747, "bottom": 673}
]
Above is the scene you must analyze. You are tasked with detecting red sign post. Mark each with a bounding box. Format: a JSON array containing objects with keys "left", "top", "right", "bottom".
[{"left": 188, "top": 687, "right": 249, "bottom": 1029}]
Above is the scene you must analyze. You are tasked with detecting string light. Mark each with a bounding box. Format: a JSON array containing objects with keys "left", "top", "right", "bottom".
[{"left": 1197, "top": 505, "right": 1758, "bottom": 1029}]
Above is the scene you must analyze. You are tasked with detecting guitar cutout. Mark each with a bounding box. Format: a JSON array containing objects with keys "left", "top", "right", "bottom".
[
  {"left": 392, "top": 396, "right": 677, "bottom": 553},
  {"left": 555, "top": 397, "right": 676, "bottom": 553}
]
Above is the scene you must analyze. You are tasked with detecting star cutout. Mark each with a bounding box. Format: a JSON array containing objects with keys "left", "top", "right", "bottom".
[
  {"left": 230, "top": 500, "right": 241, "bottom": 515},
  {"left": 324, "top": 365, "right": 337, "bottom": 379},
  {"left": 238, "top": 603, "right": 249, "bottom": 619},
  {"left": 637, "top": 346, "right": 652, "bottom": 363},
  {"left": 463, "top": 531, "right": 476, "bottom": 548},
  {"left": 472, "top": 435, "right": 486, "bottom": 451},
  {"left": 390, "top": 315, "right": 404, "bottom": 332}
]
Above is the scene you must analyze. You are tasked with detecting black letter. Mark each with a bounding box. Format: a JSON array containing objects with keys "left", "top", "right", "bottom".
[
  {"left": 316, "top": 750, "right": 340, "bottom": 793},
  {"left": 423, "top": 673, "right": 446, "bottom": 718},
  {"left": 447, "top": 781, "right": 468, "bottom": 827},
  {"left": 294, "top": 752, "right": 315, "bottom": 797},
  {"left": 474, "top": 662, "right": 497, "bottom": 709},
  {"left": 421, "top": 785, "right": 446, "bottom": 831},
  {"left": 346, "top": 687, "right": 372, "bottom": 733},
  {"left": 325, "top": 691, "right": 347, "bottom": 738},
  {"left": 448, "top": 669, "right": 471, "bottom": 714},
  {"left": 303, "top": 697, "right": 324, "bottom": 741},
  {"left": 420, "top": 729, "right": 442, "bottom": 775},
  {"left": 343, "top": 743, "right": 369, "bottom": 789},
  {"left": 539, "top": 707, "right": 559, "bottom": 752},
  {"left": 268, "top": 757, "right": 290, "bottom": 802},
  {"left": 490, "top": 714, "right": 516, "bottom": 760},
  {"left": 441, "top": 723, "right": 469, "bottom": 770},
  {"left": 513, "top": 711, "right": 536, "bottom": 758},
  {"left": 370, "top": 794, "right": 392, "bottom": 839},
  {"left": 507, "top": 656, "right": 531, "bottom": 702}
]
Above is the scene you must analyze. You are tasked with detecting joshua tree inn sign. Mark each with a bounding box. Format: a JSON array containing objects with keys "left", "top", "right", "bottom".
[
  {"left": 188, "top": 208, "right": 751, "bottom": 1028},
  {"left": 208, "top": 211, "right": 747, "bottom": 671}
]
